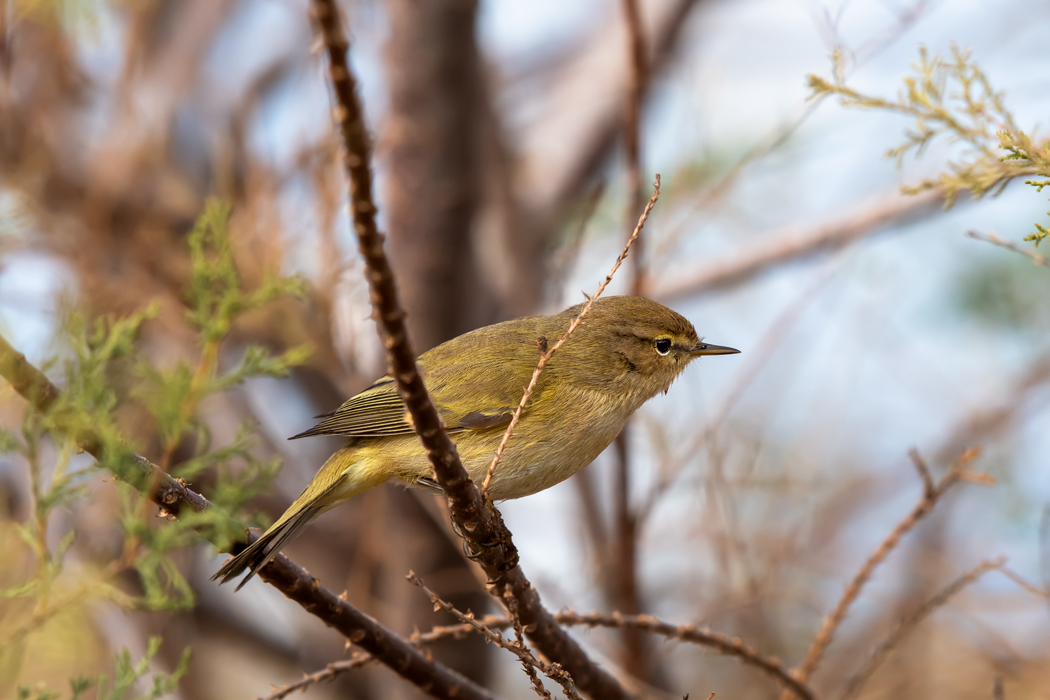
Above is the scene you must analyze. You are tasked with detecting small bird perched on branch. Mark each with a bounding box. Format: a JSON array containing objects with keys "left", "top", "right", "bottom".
[{"left": 213, "top": 295, "right": 738, "bottom": 587}]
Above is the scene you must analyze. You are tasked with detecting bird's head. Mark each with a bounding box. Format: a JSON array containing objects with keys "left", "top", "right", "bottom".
[{"left": 553, "top": 296, "right": 739, "bottom": 404}]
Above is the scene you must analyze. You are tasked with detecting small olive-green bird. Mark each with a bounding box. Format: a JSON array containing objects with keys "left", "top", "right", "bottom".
[{"left": 213, "top": 296, "right": 738, "bottom": 587}]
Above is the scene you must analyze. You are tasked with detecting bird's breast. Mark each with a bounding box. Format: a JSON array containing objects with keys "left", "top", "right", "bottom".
[{"left": 475, "top": 384, "right": 635, "bottom": 500}]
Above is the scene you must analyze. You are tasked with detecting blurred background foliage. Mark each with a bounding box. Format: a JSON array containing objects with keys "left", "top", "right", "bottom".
[{"left": 2, "top": 0, "right": 1050, "bottom": 698}]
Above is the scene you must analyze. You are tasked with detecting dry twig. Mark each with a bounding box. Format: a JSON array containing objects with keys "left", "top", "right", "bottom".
[
  {"left": 997, "top": 566, "right": 1050, "bottom": 599},
  {"left": 558, "top": 611, "right": 813, "bottom": 700},
  {"left": 408, "top": 572, "right": 581, "bottom": 700},
  {"left": 842, "top": 558, "right": 1005, "bottom": 699},
  {"left": 781, "top": 447, "right": 992, "bottom": 698},
  {"left": 481, "top": 176, "right": 661, "bottom": 493},
  {"left": 273, "top": 608, "right": 813, "bottom": 700},
  {"left": 310, "top": 2, "right": 632, "bottom": 697},
  {"left": 967, "top": 230, "right": 1050, "bottom": 270}
]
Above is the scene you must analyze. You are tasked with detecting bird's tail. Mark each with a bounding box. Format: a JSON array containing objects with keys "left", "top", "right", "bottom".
[
  {"left": 211, "top": 497, "right": 327, "bottom": 590},
  {"left": 211, "top": 446, "right": 386, "bottom": 590}
]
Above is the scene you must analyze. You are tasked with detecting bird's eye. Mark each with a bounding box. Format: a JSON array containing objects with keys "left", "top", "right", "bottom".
[{"left": 655, "top": 338, "right": 672, "bottom": 355}]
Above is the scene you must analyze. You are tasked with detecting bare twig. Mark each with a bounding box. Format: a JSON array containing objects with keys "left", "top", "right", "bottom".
[
  {"left": 258, "top": 617, "right": 497, "bottom": 700},
  {"left": 907, "top": 448, "right": 935, "bottom": 500},
  {"left": 966, "top": 230, "right": 1050, "bottom": 270},
  {"left": 842, "top": 558, "right": 1005, "bottom": 700},
  {"left": 481, "top": 176, "right": 661, "bottom": 494},
  {"left": 996, "top": 566, "right": 1050, "bottom": 599},
  {"left": 558, "top": 611, "right": 813, "bottom": 700},
  {"left": 270, "top": 608, "right": 813, "bottom": 700},
  {"left": 782, "top": 448, "right": 991, "bottom": 698},
  {"left": 311, "top": 2, "right": 632, "bottom": 697},
  {"left": 0, "top": 333, "right": 492, "bottom": 700},
  {"left": 408, "top": 572, "right": 581, "bottom": 700},
  {"left": 259, "top": 653, "right": 373, "bottom": 700}
]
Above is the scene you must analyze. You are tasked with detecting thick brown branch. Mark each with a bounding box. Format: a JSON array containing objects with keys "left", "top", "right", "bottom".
[
  {"left": 0, "top": 333, "right": 492, "bottom": 700},
  {"left": 310, "top": 2, "right": 633, "bottom": 698},
  {"left": 614, "top": 0, "right": 655, "bottom": 683}
]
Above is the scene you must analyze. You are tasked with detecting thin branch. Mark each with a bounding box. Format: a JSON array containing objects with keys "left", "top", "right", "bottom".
[
  {"left": 556, "top": 611, "right": 813, "bottom": 700},
  {"left": 966, "top": 230, "right": 1050, "bottom": 270},
  {"left": 310, "top": 2, "right": 633, "bottom": 698},
  {"left": 781, "top": 448, "right": 991, "bottom": 698},
  {"left": 260, "top": 653, "right": 372, "bottom": 700},
  {"left": 996, "top": 566, "right": 1050, "bottom": 599},
  {"left": 0, "top": 333, "right": 493, "bottom": 700},
  {"left": 258, "top": 618, "right": 494, "bottom": 700},
  {"left": 842, "top": 558, "right": 1005, "bottom": 700},
  {"left": 275, "top": 609, "right": 813, "bottom": 700},
  {"left": 907, "top": 448, "right": 935, "bottom": 500},
  {"left": 409, "top": 572, "right": 581, "bottom": 700},
  {"left": 482, "top": 176, "right": 660, "bottom": 494}
]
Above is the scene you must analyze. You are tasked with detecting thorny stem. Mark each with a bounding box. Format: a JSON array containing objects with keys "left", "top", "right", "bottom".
[{"left": 310, "top": 1, "right": 633, "bottom": 698}]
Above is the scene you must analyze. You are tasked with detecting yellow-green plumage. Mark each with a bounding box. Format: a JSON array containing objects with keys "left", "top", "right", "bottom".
[{"left": 213, "top": 296, "right": 738, "bottom": 587}]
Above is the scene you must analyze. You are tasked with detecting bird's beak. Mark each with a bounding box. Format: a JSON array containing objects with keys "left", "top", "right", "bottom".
[{"left": 691, "top": 341, "right": 740, "bottom": 356}]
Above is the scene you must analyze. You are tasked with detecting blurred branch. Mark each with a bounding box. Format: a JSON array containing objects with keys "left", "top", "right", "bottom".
[
  {"left": 556, "top": 611, "right": 812, "bottom": 700},
  {"left": 966, "top": 230, "right": 1050, "bottom": 270},
  {"left": 383, "top": 0, "right": 491, "bottom": 350},
  {"left": 655, "top": 0, "right": 932, "bottom": 258},
  {"left": 781, "top": 448, "right": 993, "bottom": 698},
  {"left": 310, "top": 2, "right": 632, "bottom": 698},
  {"left": 0, "top": 333, "right": 493, "bottom": 700},
  {"left": 997, "top": 566, "right": 1050, "bottom": 599},
  {"left": 842, "top": 558, "right": 1005, "bottom": 700},
  {"left": 611, "top": 0, "right": 657, "bottom": 684},
  {"left": 270, "top": 609, "right": 814, "bottom": 700},
  {"left": 519, "top": 0, "right": 705, "bottom": 222},
  {"left": 640, "top": 264, "right": 839, "bottom": 522},
  {"left": 933, "top": 352, "right": 1050, "bottom": 465},
  {"left": 652, "top": 188, "right": 944, "bottom": 301}
]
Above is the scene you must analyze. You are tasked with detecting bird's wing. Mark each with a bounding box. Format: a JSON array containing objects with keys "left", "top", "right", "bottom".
[
  {"left": 289, "top": 318, "right": 544, "bottom": 440},
  {"left": 289, "top": 377, "right": 418, "bottom": 439}
]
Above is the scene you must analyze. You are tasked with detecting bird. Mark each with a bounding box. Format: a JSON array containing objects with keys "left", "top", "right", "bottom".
[{"left": 212, "top": 295, "right": 738, "bottom": 587}]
